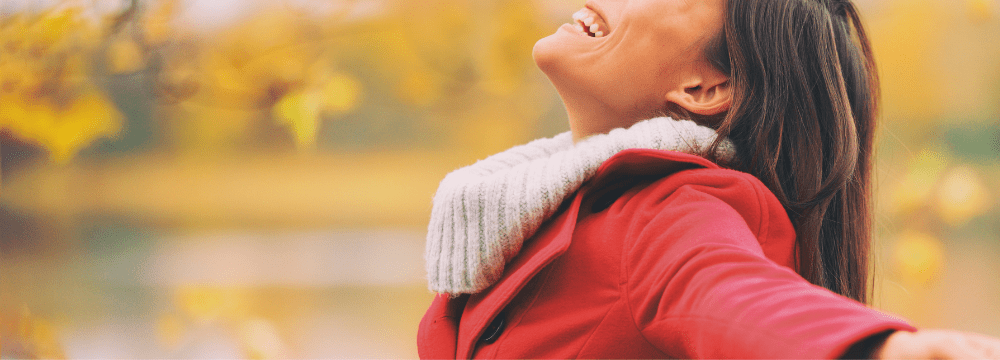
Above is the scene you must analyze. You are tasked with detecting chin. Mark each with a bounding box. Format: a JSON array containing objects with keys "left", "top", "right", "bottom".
[
  {"left": 532, "top": 26, "right": 602, "bottom": 106},
  {"left": 532, "top": 24, "right": 584, "bottom": 76},
  {"left": 532, "top": 32, "right": 562, "bottom": 74}
]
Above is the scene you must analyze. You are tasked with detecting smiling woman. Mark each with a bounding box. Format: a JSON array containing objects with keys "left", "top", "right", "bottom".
[
  {"left": 417, "top": 0, "right": 1000, "bottom": 358},
  {"left": 534, "top": 0, "right": 729, "bottom": 141}
]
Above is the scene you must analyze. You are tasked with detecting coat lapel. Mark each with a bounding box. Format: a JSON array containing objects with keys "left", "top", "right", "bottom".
[
  {"left": 417, "top": 293, "right": 469, "bottom": 359},
  {"left": 454, "top": 190, "right": 585, "bottom": 359}
]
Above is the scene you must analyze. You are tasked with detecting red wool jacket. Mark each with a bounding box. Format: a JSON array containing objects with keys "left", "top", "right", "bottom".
[{"left": 418, "top": 149, "right": 915, "bottom": 359}]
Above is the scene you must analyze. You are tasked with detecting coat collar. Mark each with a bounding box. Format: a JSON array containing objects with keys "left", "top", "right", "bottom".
[
  {"left": 589, "top": 148, "right": 720, "bottom": 190},
  {"left": 425, "top": 117, "right": 732, "bottom": 295},
  {"left": 448, "top": 149, "right": 718, "bottom": 358}
]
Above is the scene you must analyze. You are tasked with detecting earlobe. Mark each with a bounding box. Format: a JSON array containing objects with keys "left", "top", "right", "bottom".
[{"left": 665, "top": 79, "right": 732, "bottom": 116}]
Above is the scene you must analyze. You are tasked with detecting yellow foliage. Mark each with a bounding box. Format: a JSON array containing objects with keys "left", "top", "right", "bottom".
[
  {"left": 0, "top": 6, "right": 119, "bottom": 163},
  {"left": 397, "top": 70, "right": 443, "bottom": 107},
  {"left": 2, "top": 0, "right": 555, "bottom": 156},
  {"left": 869, "top": 0, "right": 948, "bottom": 122},
  {"left": 0, "top": 90, "right": 122, "bottom": 163},
  {"left": 482, "top": 0, "right": 549, "bottom": 95},
  {"left": 32, "top": 7, "right": 97, "bottom": 48},
  {"left": 202, "top": 51, "right": 255, "bottom": 98},
  {"left": 395, "top": 0, "right": 472, "bottom": 75},
  {"left": 172, "top": 101, "right": 255, "bottom": 153},
  {"left": 453, "top": 101, "right": 532, "bottom": 155},
  {"left": 175, "top": 286, "right": 251, "bottom": 323},
  {"left": 162, "top": 8, "right": 349, "bottom": 150},
  {"left": 935, "top": 165, "right": 991, "bottom": 226},
  {"left": 893, "top": 230, "right": 946, "bottom": 285},
  {"left": 2, "top": 306, "right": 66, "bottom": 359},
  {"left": 321, "top": 73, "right": 361, "bottom": 114},
  {"left": 107, "top": 37, "right": 146, "bottom": 74},
  {"left": 28, "top": 318, "right": 65, "bottom": 360},
  {"left": 209, "top": 9, "right": 319, "bottom": 88},
  {"left": 368, "top": 1, "right": 472, "bottom": 107},
  {"left": 272, "top": 72, "right": 361, "bottom": 148},
  {"left": 0, "top": 56, "right": 34, "bottom": 94},
  {"left": 143, "top": 0, "right": 180, "bottom": 45},
  {"left": 141, "top": 0, "right": 554, "bottom": 150},
  {"left": 274, "top": 90, "right": 322, "bottom": 149},
  {"left": 968, "top": 0, "right": 996, "bottom": 21},
  {"left": 888, "top": 147, "right": 950, "bottom": 214}
]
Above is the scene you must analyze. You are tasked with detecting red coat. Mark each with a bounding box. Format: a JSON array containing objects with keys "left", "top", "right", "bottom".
[{"left": 418, "top": 149, "right": 914, "bottom": 359}]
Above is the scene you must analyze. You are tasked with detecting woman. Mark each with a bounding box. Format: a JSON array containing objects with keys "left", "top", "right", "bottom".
[{"left": 419, "top": 0, "right": 1000, "bottom": 358}]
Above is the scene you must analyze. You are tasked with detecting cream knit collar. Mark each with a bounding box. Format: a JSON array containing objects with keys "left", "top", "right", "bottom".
[{"left": 425, "top": 117, "right": 735, "bottom": 295}]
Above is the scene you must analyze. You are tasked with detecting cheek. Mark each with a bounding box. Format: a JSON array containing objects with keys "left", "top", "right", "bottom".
[
  {"left": 602, "top": 36, "right": 678, "bottom": 106},
  {"left": 533, "top": 25, "right": 676, "bottom": 113}
]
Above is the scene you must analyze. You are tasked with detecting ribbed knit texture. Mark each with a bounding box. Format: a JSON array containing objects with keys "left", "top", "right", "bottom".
[{"left": 425, "top": 117, "right": 735, "bottom": 295}]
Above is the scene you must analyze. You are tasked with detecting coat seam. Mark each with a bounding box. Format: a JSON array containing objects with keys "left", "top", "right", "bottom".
[
  {"left": 622, "top": 179, "right": 676, "bottom": 357},
  {"left": 574, "top": 299, "right": 619, "bottom": 358},
  {"left": 624, "top": 253, "right": 672, "bottom": 357}
]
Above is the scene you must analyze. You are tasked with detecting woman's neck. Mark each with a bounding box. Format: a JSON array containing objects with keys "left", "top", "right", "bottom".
[{"left": 558, "top": 88, "right": 636, "bottom": 143}]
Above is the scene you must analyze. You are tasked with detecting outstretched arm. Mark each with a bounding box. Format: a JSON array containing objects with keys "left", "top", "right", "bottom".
[
  {"left": 625, "top": 171, "right": 915, "bottom": 359},
  {"left": 624, "top": 168, "right": 1000, "bottom": 359},
  {"left": 872, "top": 329, "right": 1000, "bottom": 359}
]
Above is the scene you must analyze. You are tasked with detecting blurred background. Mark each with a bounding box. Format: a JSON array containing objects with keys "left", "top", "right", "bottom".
[{"left": 0, "top": 0, "right": 998, "bottom": 358}]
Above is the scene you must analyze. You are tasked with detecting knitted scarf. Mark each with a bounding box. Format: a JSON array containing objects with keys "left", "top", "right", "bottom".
[{"left": 425, "top": 117, "right": 736, "bottom": 295}]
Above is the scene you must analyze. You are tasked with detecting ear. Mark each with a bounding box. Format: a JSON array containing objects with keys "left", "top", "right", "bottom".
[{"left": 664, "top": 70, "right": 732, "bottom": 116}]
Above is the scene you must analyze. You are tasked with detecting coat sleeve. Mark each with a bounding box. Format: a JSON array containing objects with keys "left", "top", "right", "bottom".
[{"left": 624, "top": 170, "right": 916, "bottom": 359}]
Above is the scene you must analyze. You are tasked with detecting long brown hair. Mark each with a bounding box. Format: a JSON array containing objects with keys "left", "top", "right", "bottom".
[{"left": 703, "top": 0, "right": 879, "bottom": 304}]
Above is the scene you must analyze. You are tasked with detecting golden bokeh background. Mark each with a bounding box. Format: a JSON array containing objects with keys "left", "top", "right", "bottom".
[{"left": 1, "top": 0, "right": 998, "bottom": 358}]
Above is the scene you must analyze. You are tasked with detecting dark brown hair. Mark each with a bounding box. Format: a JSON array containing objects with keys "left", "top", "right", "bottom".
[{"left": 703, "top": 0, "right": 879, "bottom": 304}]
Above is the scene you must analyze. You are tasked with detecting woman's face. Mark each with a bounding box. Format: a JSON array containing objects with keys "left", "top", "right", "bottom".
[{"left": 534, "top": 0, "right": 728, "bottom": 135}]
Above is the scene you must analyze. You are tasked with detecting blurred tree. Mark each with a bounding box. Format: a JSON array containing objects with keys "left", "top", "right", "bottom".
[{"left": 0, "top": 6, "right": 122, "bottom": 163}]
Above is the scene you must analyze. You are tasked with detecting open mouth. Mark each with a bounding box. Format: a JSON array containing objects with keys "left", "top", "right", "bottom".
[{"left": 571, "top": 7, "right": 610, "bottom": 38}]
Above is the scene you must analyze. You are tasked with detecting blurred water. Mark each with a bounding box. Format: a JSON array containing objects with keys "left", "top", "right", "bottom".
[{"left": 2, "top": 220, "right": 433, "bottom": 358}]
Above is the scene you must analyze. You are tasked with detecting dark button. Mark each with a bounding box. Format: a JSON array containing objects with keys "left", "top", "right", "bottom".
[{"left": 479, "top": 311, "right": 506, "bottom": 344}]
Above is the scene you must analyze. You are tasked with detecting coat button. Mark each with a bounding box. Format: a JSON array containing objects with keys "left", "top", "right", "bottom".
[{"left": 479, "top": 311, "right": 506, "bottom": 344}]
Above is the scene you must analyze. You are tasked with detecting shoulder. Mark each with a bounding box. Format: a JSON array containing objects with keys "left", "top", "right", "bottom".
[
  {"left": 643, "top": 167, "right": 784, "bottom": 239},
  {"left": 596, "top": 148, "right": 788, "bottom": 238},
  {"left": 595, "top": 149, "right": 796, "bottom": 268}
]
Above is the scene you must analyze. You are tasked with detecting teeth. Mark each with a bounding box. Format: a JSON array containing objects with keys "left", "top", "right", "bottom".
[{"left": 570, "top": 9, "right": 609, "bottom": 38}]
